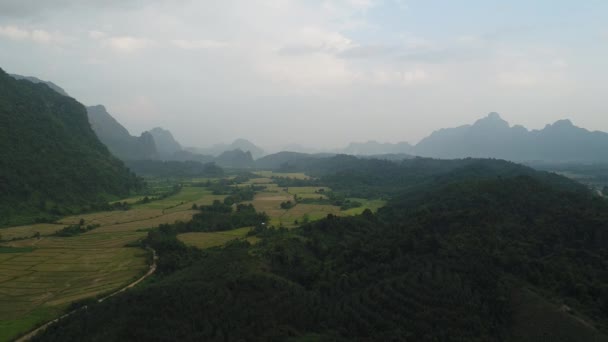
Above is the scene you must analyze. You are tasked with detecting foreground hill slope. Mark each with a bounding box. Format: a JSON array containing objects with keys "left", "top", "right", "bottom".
[
  {"left": 32, "top": 158, "right": 608, "bottom": 341},
  {"left": 87, "top": 105, "right": 159, "bottom": 161},
  {"left": 0, "top": 68, "right": 141, "bottom": 225}
]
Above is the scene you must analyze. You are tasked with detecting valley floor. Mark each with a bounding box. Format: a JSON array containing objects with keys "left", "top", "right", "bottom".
[{"left": 0, "top": 172, "right": 383, "bottom": 341}]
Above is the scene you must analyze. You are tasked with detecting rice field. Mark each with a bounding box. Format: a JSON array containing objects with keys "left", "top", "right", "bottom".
[
  {"left": 0, "top": 245, "right": 148, "bottom": 341},
  {"left": 0, "top": 184, "right": 225, "bottom": 341},
  {"left": 0, "top": 223, "right": 65, "bottom": 241}
]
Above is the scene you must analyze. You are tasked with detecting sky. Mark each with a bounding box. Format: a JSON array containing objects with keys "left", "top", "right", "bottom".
[{"left": 1, "top": 0, "right": 607, "bottom": 150}]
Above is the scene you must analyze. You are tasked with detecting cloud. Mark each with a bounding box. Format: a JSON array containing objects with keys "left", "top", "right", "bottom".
[
  {"left": 497, "top": 71, "right": 539, "bottom": 86},
  {"left": 102, "top": 36, "right": 154, "bottom": 52},
  {"left": 0, "top": 25, "right": 69, "bottom": 44},
  {"left": 278, "top": 27, "right": 354, "bottom": 56},
  {"left": 550, "top": 59, "right": 568, "bottom": 68},
  {"left": 171, "top": 39, "right": 229, "bottom": 50},
  {"left": 0, "top": 0, "right": 151, "bottom": 17},
  {"left": 89, "top": 30, "right": 106, "bottom": 40},
  {"left": 0, "top": 25, "right": 29, "bottom": 40}
]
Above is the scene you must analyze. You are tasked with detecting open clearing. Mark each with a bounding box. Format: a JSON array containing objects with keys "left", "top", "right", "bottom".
[
  {"left": 244, "top": 181, "right": 384, "bottom": 228},
  {"left": 178, "top": 227, "right": 259, "bottom": 249}
]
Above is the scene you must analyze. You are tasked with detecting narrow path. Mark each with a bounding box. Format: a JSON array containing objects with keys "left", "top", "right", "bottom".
[{"left": 14, "top": 248, "right": 158, "bottom": 342}]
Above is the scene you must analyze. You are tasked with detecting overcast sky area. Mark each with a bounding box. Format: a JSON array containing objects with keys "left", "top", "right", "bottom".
[{"left": 1, "top": 0, "right": 607, "bottom": 150}]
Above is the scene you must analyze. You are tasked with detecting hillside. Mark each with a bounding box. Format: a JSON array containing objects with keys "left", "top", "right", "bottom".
[
  {"left": 31, "top": 158, "right": 608, "bottom": 341},
  {"left": 414, "top": 112, "right": 608, "bottom": 162},
  {"left": 0, "top": 68, "right": 141, "bottom": 225},
  {"left": 214, "top": 149, "right": 254, "bottom": 168},
  {"left": 87, "top": 105, "right": 159, "bottom": 161}
]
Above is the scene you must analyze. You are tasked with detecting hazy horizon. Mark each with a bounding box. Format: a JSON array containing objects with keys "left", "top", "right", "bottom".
[{"left": 1, "top": 0, "right": 607, "bottom": 149}]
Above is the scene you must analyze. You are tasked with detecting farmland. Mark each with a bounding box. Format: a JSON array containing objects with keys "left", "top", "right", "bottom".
[
  {"left": 0, "top": 183, "right": 223, "bottom": 341},
  {"left": 0, "top": 173, "right": 385, "bottom": 341}
]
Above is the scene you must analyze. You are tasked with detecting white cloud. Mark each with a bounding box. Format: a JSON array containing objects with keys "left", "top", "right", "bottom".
[
  {"left": 0, "top": 25, "right": 29, "bottom": 40},
  {"left": 0, "top": 25, "right": 68, "bottom": 44},
  {"left": 89, "top": 30, "right": 106, "bottom": 40},
  {"left": 171, "top": 39, "right": 229, "bottom": 50},
  {"left": 550, "top": 59, "right": 568, "bottom": 68},
  {"left": 497, "top": 71, "right": 538, "bottom": 86},
  {"left": 103, "top": 36, "right": 154, "bottom": 52}
]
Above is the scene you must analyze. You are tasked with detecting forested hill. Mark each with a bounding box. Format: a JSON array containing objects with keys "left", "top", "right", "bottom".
[
  {"left": 32, "top": 158, "right": 608, "bottom": 341},
  {"left": 0, "top": 68, "right": 142, "bottom": 226}
]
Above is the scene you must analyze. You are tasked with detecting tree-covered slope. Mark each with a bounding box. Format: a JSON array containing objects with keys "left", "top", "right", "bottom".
[
  {"left": 0, "top": 68, "right": 142, "bottom": 225},
  {"left": 31, "top": 159, "right": 608, "bottom": 341}
]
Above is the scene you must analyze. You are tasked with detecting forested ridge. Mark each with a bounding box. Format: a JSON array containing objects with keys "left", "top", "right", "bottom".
[
  {"left": 32, "top": 158, "right": 608, "bottom": 341},
  {"left": 0, "top": 68, "right": 142, "bottom": 226}
]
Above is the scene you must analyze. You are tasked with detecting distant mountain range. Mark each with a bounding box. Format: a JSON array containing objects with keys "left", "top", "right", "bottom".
[
  {"left": 413, "top": 112, "right": 608, "bottom": 162},
  {"left": 11, "top": 73, "right": 608, "bottom": 165}
]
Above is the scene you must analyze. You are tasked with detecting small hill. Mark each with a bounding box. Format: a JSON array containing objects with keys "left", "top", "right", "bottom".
[
  {"left": 214, "top": 149, "right": 254, "bottom": 169},
  {"left": 0, "top": 68, "right": 141, "bottom": 225},
  {"left": 87, "top": 105, "right": 159, "bottom": 161},
  {"left": 254, "top": 151, "right": 323, "bottom": 170}
]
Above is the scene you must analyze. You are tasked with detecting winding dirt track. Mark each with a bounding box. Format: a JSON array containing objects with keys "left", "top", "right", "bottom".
[{"left": 14, "top": 248, "right": 158, "bottom": 342}]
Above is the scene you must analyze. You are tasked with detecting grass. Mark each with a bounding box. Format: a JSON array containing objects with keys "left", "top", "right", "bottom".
[
  {"left": 0, "top": 223, "right": 65, "bottom": 241},
  {"left": 0, "top": 246, "right": 148, "bottom": 341},
  {"left": 0, "top": 246, "right": 35, "bottom": 253},
  {"left": 340, "top": 198, "right": 387, "bottom": 216},
  {"left": 0, "top": 305, "right": 61, "bottom": 342},
  {"left": 178, "top": 227, "right": 256, "bottom": 249}
]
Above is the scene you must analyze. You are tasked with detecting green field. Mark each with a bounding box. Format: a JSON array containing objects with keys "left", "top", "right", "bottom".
[{"left": 0, "top": 184, "right": 226, "bottom": 341}]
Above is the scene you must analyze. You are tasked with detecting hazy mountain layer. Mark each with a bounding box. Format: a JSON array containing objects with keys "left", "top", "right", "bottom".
[
  {"left": 186, "top": 138, "right": 265, "bottom": 159},
  {"left": 87, "top": 105, "right": 159, "bottom": 161},
  {"left": 149, "top": 127, "right": 183, "bottom": 159},
  {"left": 414, "top": 112, "right": 608, "bottom": 162}
]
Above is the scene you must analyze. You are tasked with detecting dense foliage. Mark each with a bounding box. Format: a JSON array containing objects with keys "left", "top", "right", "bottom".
[
  {"left": 124, "top": 160, "right": 224, "bottom": 178},
  {"left": 0, "top": 68, "right": 142, "bottom": 226},
  {"left": 172, "top": 201, "right": 268, "bottom": 233},
  {"left": 33, "top": 158, "right": 608, "bottom": 341}
]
